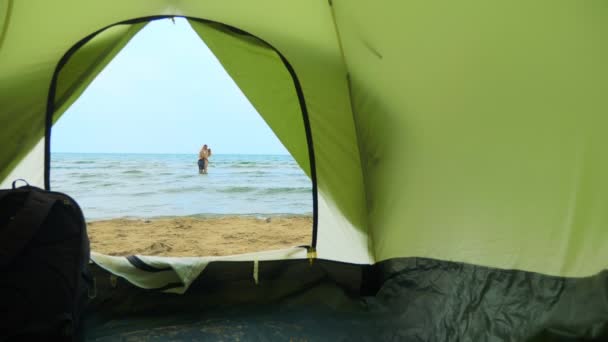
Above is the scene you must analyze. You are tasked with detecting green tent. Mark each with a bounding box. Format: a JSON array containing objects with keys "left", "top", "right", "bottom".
[{"left": 1, "top": 1, "right": 607, "bottom": 340}]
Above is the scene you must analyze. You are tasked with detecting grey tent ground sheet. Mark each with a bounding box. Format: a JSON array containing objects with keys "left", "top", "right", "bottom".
[
  {"left": 86, "top": 306, "right": 374, "bottom": 341},
  {"left": 85, "top": 258, "right": 608, "bottom": 341}
]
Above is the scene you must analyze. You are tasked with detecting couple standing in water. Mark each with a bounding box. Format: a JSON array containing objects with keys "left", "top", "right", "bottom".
[{"left": 198, "top": 144, "right": 212, "bottom": 174}]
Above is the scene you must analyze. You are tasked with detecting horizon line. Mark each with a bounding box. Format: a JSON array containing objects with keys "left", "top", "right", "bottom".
[{"left": 52, "top": 151, "right": 292, "bottom": 156}]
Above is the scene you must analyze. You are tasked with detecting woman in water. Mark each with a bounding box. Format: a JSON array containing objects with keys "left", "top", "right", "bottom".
[{"left": 198, "top": 144, "right": 212, "bottom": 174}]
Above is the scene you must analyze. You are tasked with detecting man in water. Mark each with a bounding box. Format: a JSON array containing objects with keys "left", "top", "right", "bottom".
[{"left": 198, "top": 144, "right": 212, "bottom": 174}]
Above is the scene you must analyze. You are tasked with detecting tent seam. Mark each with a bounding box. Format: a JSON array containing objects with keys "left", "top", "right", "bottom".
[
  {"left": 0, "top": 0, "right": 12, "bottom": 53},
  {"left": 328, "top": 0, "right": 375, "bottom": 263}
]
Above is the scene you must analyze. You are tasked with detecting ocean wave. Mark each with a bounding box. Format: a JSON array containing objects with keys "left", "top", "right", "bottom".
[
  {"left": 217, "top": 186, "right": 256, "bottom": 193},
  {"left": 232, "top": 170, "right": 267, "bottom": 175},
  {"left": 260, "top": 187, "right": 311, "bottom": 195},
  {"left": 70, "top": 173, "right": 99, "bottom": 178},
  {"left": 51, "top": 154, "right": 313, "bottom": 219},
  {"left": 105, "top": 212, "right": 314, "bottom": 220},
  {"left": 122, "top": 170, "right": 145, "bottom": 174},
  {"left": 130, "top": 191, "right": 157, "bottom": 196},
  {"left": 162, "top": 186, "right": 205, "bottom": 194},
  {"left": 227, "top": 163, "right": 277, "bottom": 168}
]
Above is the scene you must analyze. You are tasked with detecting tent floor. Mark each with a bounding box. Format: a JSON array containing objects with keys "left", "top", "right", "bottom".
[
  {"left": 84, "top": 258, "right": 608, "bottom": 341},
  {"left": 86, "top": 305, "right": 376, "bottom": 341},
  {"left": 85, "top": 259, "right": 372, "bottom": 341}
]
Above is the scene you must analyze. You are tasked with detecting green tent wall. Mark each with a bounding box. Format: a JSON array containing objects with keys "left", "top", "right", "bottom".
[{"left": 1, "top": 1, "right": 607, "bottom": 340}]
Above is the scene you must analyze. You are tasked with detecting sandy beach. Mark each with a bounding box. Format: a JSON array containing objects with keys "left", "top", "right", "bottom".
[{"left": 88, "top": 216, "right": 312, "bottom": 257}]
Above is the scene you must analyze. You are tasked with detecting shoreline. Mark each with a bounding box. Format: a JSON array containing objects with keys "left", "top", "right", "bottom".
[
  {"left": 86, "top": 212, "right": 313, "bottom": 223},
  {"left": 87, "top": 215, "right": 312, "bottom": 257}
]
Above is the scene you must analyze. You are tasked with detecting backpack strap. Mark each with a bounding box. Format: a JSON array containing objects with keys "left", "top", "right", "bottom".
[
  {"left": 0, "top": 190, "right": 57, "bottom": 266},
  {"left": 0, "top": 179, "right": 32, "bottom": 201}
]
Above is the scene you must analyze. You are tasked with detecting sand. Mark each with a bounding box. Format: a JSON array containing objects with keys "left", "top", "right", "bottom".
[{"left": 87, "top": 216, "right": 312, "bottom": 257}]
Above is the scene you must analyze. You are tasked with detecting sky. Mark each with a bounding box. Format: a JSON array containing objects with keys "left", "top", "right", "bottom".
[{"left": 52, "top": 18, "right": 289, "bottom": 155}]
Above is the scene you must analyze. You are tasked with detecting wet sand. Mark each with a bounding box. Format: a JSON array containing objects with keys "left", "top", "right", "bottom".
[{"left": 87, "top": 216, "right": 312, "bottom": 257}]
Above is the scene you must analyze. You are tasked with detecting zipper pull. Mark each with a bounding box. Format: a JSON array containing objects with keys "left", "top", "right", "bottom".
[{"left": 307, "top": 247, "right": 317, "bottom": 266}]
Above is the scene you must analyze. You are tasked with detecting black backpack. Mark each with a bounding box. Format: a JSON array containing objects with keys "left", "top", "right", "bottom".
[{"left": 0, "top": 180, "right": 91, "bottom": 341}]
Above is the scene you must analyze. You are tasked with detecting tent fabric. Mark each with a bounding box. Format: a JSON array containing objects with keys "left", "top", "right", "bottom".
[
  {"left": 187, "top": 19, "right": 373, "bottom": 264},
  {"left": 0, "top": 0, "right": 372, "bottom": 264},
  {"left": 330, "top": 0, "right": 608, "bottom": 277},
  {"left": 1, "top": 1, "right": 608, "bottom": 339},
  {"left": 90, "top": 247, "right": 307, "bottom": 294},
  {"left": 0, "top": 0, "right": 597, "bottom": 275},
  {"left": 0, "top": 0, "right": 606, "bottom": 272},
  {"left": 0, "top": 137, "right": 45, "bottom": 189},
  {"left": 85, "top": 258, "right": 608, "bottom": 340}
]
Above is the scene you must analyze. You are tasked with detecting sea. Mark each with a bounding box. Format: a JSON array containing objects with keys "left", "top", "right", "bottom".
[{"left": 50, "top": 153, "right": 313, "bottom": 221}]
